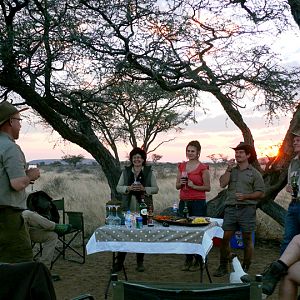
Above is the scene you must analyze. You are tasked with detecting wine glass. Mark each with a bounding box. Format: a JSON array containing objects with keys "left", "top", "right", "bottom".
[
  {"left": 105, "top": 205, "right": 114, "bottom": 225},
  {"left": 28, "top": 164, "right": 38, "bottom": 191},
  {"left": 114, "top": 205, "right": 121, "bottom": 226},
  {"left": 181, "top": 171, "right": 188, "bottom": 190}
]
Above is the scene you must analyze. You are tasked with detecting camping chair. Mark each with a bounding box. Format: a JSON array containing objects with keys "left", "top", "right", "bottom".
[
  {"left": 111, "top": 275, "right": 263, "bottom": 300},
  {"left": 51, "top": 198, "right": 86, "bottom": 269},
  {"left": 0, "top": 261, "right": 56, "bottom": 300}
]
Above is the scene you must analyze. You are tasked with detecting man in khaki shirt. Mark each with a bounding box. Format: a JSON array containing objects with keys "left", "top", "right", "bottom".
[
  {"left": 0, "top": 101, "right": 40, "bottom": 263},
  {"left": 213, "top": 142, "right": 265, "bottom": 277}
]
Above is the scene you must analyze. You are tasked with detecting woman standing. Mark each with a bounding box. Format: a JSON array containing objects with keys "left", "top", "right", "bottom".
[
  {"left": 176, "top": 140, "right": 211, "bottom": 271},
  {"left": 115, "top": 147, "right": 159, "bottom": 272}
]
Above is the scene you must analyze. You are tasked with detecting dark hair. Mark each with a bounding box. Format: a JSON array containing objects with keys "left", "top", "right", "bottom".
[
  {"left": 129, "top": 147, "right": 147, "bottom": 166},
  {"left": 186, "top": 140, "right": 201, "bottom": 154},
  {"left": 234, "top": 145, "right": 257, "bottom": 164}
]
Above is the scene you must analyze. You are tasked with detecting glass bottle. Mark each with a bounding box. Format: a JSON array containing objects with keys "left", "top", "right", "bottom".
[
  {"left": 139, "top": 194, "right": 148, "bottom": 225},
  {"left": 183, "top": 201, "right": 189, "bottom": 219},
  {"left": 147, "top": 205, "right": 154, "bottom": 227},
  {"left": 291, "top": 174, "right": 299, "bottom": 199},
  {"left": 172, "top": 200, "right": 178, "bottom": 215}
]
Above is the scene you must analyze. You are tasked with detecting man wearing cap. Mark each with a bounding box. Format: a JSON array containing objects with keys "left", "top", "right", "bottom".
[
  {"left": 0, "top": 101, "right": 40, "bottom": 263},
  {"left": 280, "top": 129, "right": 300, "bottom": 254},
  {"left": 213, "top": 142, "right": 265, "bottom": 277}
]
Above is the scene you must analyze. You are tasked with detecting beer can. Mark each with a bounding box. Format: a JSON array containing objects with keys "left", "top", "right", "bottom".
[{"left": 136, "top": 216, "right": 143, "bottom": 229}]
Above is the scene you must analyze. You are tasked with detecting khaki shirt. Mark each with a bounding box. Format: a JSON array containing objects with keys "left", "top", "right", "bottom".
[
  {"left": 0, "top": 132, "right": 27, "bottom": 209},
  {"left": 225, "top": 164, "right": 265, "bottom": 205}
]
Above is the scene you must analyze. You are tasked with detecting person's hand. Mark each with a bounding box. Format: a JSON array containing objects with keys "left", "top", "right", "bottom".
[
  {"left": 130, "top": 183, "right": 145, "bottom": 192},
  {"left": 226, "top": 159, "right": 235, "bottom": 172},
  {"left": 26, "top": 168, "right": 40, "bottom": 181},
  {"left": 187, "top": 179, "right": 195, "bottom": 189},
  {"left": 180, "top": 177, "right": 188, "bottom": 185},
  {"left": 286, "top": 185, "right": 293, "bottom": 193},
  {"left": 236, "top": 193, "right": 244, "bottom": 201}
]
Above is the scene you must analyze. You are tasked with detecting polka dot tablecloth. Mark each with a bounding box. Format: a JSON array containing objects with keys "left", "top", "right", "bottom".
[{"left": 86, "top": 220, "right": 223, "bottom": 258}]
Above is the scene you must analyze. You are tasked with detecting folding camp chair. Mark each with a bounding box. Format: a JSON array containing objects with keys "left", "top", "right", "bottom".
[
  {"left": 111, "top": 274, "right": 263, "bottom": 300},
  {"left": 51, "top": 198, "right": 86, "bottom": 268}
]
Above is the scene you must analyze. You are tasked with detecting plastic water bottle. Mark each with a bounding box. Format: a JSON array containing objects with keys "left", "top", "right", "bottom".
[
  {"left": 125, "top": 210, "right": 132, "bottom": 228},
  {"left": 172, "top": 200, "right": 178, "bottom": 214}
]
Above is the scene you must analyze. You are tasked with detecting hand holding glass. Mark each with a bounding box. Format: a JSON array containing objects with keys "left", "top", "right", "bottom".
[
  {"left": 181, "top": 171, "right": 188, "bottom": 190},
  {"left": 28, "top": 164, "right": 38, "bottom": 191}
]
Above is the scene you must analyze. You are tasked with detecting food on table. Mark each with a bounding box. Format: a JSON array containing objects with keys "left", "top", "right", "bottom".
[{"left": 192, "top": 217, "right": 210, "bottom": 224}]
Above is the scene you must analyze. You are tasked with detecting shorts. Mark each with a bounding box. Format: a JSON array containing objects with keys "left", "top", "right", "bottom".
[{"left": 222, "top": 205, "right": 256, "bottom": 232}]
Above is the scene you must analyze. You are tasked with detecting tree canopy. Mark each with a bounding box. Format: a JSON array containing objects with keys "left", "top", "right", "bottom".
[{"left": 0, "top": 0, "right": 299, "bottom": 221}]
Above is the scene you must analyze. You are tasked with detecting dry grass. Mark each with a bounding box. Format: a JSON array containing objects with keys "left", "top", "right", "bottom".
[{"left": 28, "top": 165, "right": 287, "bottom": 241}]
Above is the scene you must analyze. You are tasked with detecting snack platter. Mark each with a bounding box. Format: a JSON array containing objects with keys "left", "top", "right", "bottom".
[{"left": 153, "top": 215, "right": 211, "bottom": 227}]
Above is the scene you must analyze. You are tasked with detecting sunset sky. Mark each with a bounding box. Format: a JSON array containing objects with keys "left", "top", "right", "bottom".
[{"left": 17, "top": 29, "right": 300, "bottom": 164}]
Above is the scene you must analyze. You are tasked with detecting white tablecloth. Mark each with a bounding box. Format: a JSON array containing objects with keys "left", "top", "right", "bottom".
[{"left": 86, "top": 218, "right": 223, "bottom": 259}]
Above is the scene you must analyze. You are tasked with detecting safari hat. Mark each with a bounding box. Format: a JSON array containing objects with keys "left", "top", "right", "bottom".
[
  {"left": 292, "top": 129, "right": 300, "bottom": 137},
  {"left": 231, "top": 141, "right": 257, "bottom": 163},
  {"left": 0, "top": 101, "right": 28, "bottom": 126}
]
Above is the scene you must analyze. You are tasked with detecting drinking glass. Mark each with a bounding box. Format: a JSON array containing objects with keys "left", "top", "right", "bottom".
[
  {"left": 28, "top": 164, "right": 37, "bottom": 191},
  {"left": 114, "top": 205, "right": 121, "bottom": 226},
  {"left": 181, "top": 171, "right": 188, "bottom": 190},
  {"left": 105, "top": 205, "right": 114, "bottom": 225}
]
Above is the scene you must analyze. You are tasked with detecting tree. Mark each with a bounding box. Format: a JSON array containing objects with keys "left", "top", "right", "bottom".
[
  {"left": 62, "top": 154, "right": 84, "bottom": 167},
  {"left": 0, "top": 0, "right": 299, "bottom": 222},
  {"left": 151, "top": 154, "right": 163, "bottom": 164},
  {"left": 0, "top": 0, "right": 195, "bottom": 198}
]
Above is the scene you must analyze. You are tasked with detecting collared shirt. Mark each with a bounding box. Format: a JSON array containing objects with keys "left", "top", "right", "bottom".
[
  {"left": 225, "top": 164, "right": 265, "bottom": 205},
  {"left": 0, "top": 132, "right": 27, "bottom": 209}
]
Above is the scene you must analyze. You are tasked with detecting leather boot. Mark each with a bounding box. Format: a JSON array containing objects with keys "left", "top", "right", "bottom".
[
  {"left": 261, "top": 260, "right": 288, "bottom": 295},
  {"left": 242, "top": 261, "right": 251, "bottom": 273},
  {"left": 213, "top": 261, "right": 228, "bottom": 277}
]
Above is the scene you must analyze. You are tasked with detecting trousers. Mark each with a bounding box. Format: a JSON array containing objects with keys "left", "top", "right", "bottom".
[{"left": 22, "top": 210, "right": 58, "bottom": 268}]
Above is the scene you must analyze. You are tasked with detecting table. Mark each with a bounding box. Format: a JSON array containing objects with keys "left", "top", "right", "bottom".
[
  {"left": 86, "top": 218, "right": 223, "bottom": 299},
  {"left": 87, "top": 218, "right": 223, "bottom": 259}
]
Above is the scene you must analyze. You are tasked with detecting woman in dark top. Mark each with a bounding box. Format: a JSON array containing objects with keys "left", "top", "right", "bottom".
[{"left": 114, "top": 147, "right": 159, "bottom": 272}]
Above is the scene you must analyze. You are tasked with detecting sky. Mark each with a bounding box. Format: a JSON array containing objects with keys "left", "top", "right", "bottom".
[
  {"left": 17, "top": 98, "right": 293, "bottom": 163},
  {"left": 17, "top": 27, "right": 300, "bottom": 164}
]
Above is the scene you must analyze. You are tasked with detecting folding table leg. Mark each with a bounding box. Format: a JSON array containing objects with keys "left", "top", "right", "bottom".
[{"left": 199, "top": 256, "right": 213, "bottom": 283}]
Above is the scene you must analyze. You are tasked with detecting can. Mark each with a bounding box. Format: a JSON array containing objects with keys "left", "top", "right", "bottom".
[{"left": 136, "top": 216, "right": 143, "bottom": 229}]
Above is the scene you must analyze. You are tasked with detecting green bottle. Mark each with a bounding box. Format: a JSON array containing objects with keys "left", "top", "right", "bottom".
[{"left": 183, "top": 202, "right": 189, "bottom": 219}]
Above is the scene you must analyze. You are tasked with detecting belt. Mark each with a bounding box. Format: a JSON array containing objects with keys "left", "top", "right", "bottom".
[{"left": 226, "top": 204, "right": 256, "bottom": 208}]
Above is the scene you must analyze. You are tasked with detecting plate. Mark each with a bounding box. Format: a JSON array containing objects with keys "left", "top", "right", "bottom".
[{"left": 153, "top": 216, "right": 210, "bottom": 227}]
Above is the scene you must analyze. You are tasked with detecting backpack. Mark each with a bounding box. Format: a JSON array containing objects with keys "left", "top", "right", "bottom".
[{"left": 26, "top": 191, "right": 59, "bottom": 223}]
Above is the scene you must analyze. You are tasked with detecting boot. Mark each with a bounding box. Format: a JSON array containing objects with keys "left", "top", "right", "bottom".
[
  {"left": 182, "top": 258, "right": 193, "bottom": 271},
  {"left": 136, "top": 262, "right": 145, "bottom": 272},
  {"left": 261, "top": 260, "right": 288, "bottom": 295},
  {"left": 189, "top": 256, "right": 203, "bottom": 272},
  {"left": 213, "top": 263, "right": 228, "bottom": 277},
  {"left": 242, "top": 262, "right": 251, "bottom": 273},
  {"left": 112, "top": 252, "right": 126, "bottom": 273}
]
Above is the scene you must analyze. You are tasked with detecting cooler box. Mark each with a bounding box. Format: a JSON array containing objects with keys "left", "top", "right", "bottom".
[
  {"left": 213, "top": 237, "right": 222, "bottom": 247},
  {"left": 230, "top": 230, "right": 255, "bottom": 249}
]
